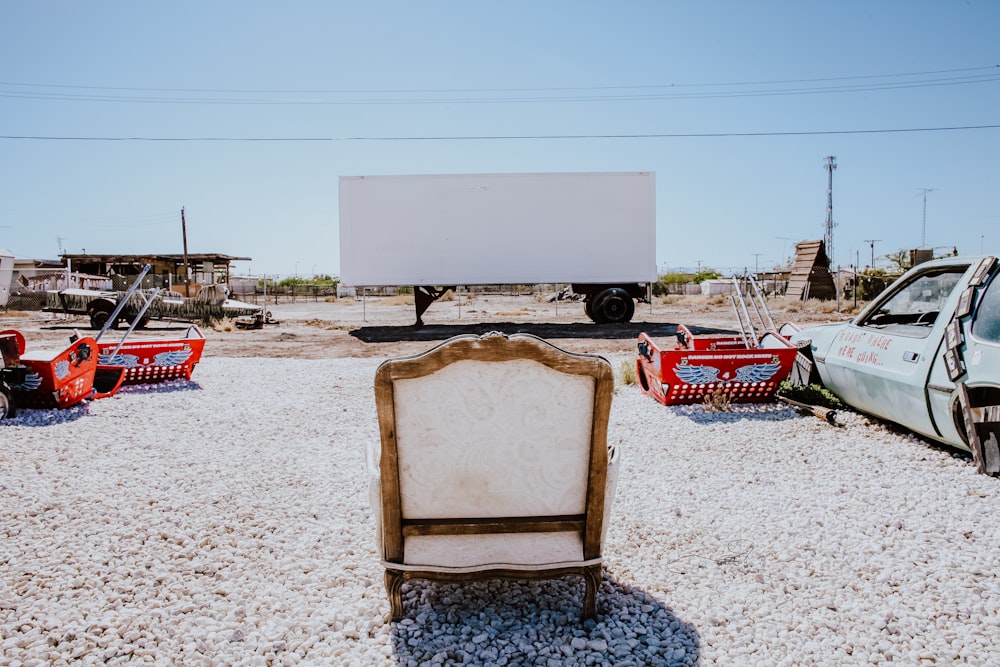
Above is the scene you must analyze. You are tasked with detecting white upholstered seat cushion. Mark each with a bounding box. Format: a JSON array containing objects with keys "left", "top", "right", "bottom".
[{"left": 368, "top": 441, "right": 620, "bottom": 571}]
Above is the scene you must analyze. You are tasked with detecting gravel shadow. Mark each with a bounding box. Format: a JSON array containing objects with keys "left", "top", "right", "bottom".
[
  {"left": 350, "top": 321, "right": 734, "bottom": 343},
  {"left": 389, "top": 574, "right": 700, "bottom": 665}
]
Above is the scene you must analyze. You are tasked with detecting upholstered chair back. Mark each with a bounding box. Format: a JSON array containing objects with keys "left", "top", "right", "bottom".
[{"left": 370, "top": 332, "right": 617, "bottom": 620}]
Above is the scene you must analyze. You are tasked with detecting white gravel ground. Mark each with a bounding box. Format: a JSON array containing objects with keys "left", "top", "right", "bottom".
[{"left": 2, "top": 354, "right": 999, "bottom": 666}]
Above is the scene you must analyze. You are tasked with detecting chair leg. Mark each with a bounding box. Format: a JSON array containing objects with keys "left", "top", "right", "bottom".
[
  {"left": 581, "top": 565, "right": 602, "bottom": 619},
  {"left": 384, "top": 570, "right": 405, "bottom": 621}
]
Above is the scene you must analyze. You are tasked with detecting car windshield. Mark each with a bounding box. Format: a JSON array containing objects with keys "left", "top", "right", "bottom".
[{"left": 858, "top": 267, "right": 967, "bottom": 337}]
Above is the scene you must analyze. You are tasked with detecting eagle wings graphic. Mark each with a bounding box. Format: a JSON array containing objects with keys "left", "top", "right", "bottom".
[{"left": 674, "top": 360, "right": 782, "bottom": 385}]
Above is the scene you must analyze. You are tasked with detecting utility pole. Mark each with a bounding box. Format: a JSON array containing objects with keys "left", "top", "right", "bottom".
[
  {"left": 864, "top": 239, "right": 881, "bottom": 269},
  {"left": 917, "top": 187, "right": 936, "bottom": 248},
  {"left": 181, "top": 207, "right": 191, "bottom": 297},
  {"left": 824, "top": 156, "right": 837, "bottom": 267}
]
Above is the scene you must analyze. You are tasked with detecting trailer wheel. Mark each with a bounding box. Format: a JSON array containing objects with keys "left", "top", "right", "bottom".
[
  {"left": 0, "top": 384, "right": 13, "bottom": 420},
  {"left": 592, "top": 288, "right": 635, "bottom": 324},
  {"left": 88, "top": 304, "right": 116, "bottom": 330}
]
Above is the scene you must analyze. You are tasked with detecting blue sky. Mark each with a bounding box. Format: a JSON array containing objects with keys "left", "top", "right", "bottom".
[{"left": 1, "top": 1, "right": 998, "bottom": 279}]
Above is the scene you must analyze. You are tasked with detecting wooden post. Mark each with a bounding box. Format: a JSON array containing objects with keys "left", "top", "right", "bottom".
[{"left": 181, "top": 207, "right": 191, "bottom": 297}]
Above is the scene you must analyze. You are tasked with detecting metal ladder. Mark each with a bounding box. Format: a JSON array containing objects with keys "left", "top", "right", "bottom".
[{"left": 729, "top": 274, "right": 776, "bottom": 349}]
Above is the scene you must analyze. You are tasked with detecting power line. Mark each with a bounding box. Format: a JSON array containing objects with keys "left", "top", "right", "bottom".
[
  {"left": 0, "top": 66, "right": 997, "bottom": 106},
  {"left": 2, "top": 123, "right": 999, "bottom": 143},
  {"left": 1, "top": 76, "right": 995, "bottom": 105},
  {"left": 342, "top": 124, "right": 1000, "bottom": 140},
  {"left": 0, "top": 136, "right": 332, "bottom": 141},
  {"left": 1, "top": 64, "right": 995, "bottom": 94}
]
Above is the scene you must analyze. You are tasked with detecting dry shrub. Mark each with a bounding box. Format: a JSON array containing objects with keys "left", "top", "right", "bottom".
[
  {"left": 305, "top": 319, "right": 351, "bottom": 331},
  {"left": 381, "top": 295, "right": 415, "bottom": 306},
  {"left": 439, "top": 289, "right": 455, "bottom": 302},
  {"left": 703, "top": 386, "right": 732, "bottom": 412},
  {"left": 683, "top": 295, "right": 712, "bottom": 307},
  {"left": 802, "top": 298, "right": 841, "bottom": 315},
  {"left": 771, "top": 296, "right": 802, "bottom": 313},
  {"left": 619, "top": 359, "right": 637, "bottom": 386},
  {"left": 709, "top": 294, "right": 730, "bottom": 307},
  {"left": 211, "top": 317, "right": 236, "bottom": 332},
  {"left": 496, "top": 309, "right": 530, "bottom": 316},
  {"left": 324, "top": 295, "right": 338, "bottom": 303},
  {"left": 767, "top": 295, "right": 854, "bottom": 316},
  {"left": 682, "top": 294, "right": 731, "bottom": 308}
]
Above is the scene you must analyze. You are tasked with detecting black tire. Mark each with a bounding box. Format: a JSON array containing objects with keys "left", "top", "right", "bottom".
[
  {"left": 584, "top": 298, "right": 595, "bottom": 322},
  {"left": 0, "top": 384, "right": 13, "bottom": 420},
  {"left": 592, "top": 288, "right": 635, "bottom": 324},
  {"left": 89, "top": 305, "right": 116, "bottom": 330}
]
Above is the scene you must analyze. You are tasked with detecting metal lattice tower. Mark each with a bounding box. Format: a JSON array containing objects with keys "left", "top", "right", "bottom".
[
  {"left": 918, "top": 187, "right": 936, "bottom": 248},
  {"left": 824, "top": 156, "right": 837, "bottom": 267}
]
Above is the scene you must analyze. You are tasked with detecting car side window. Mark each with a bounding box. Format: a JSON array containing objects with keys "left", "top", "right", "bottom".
[
  {"left": 858, "top": 268, "right": 966, "bottom": 336},
  {"left": 971, "top": 272, "right": 1000, "bottom": 344}
]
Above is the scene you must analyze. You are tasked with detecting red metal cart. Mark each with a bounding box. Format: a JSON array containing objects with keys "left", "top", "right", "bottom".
[{"left": 636, "top": 324, "right": 798, "bottom": 406}]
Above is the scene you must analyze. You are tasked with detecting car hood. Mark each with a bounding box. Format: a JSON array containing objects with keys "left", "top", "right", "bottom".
[{"left": 788, "top": 321, "right": 848, "bottom": 357}]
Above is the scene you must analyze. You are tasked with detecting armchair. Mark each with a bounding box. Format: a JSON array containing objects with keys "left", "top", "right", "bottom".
[{"left": 369, "top": 332, "right": 618, "bottom": 620}]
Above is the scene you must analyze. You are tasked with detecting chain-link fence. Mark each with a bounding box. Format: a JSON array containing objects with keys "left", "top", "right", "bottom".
[{"left": 3, "top": 292, "right": 47, "bottom": 311}]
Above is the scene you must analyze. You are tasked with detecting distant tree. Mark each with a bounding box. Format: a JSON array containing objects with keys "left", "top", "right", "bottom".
[
  {"left": 654, "top": 271, "right": 696, "bottom": 296},
  {"left": 277, "top": 275, "right": 339, "bottom": 288},
  {"left": 653, "top": 269, "right": 722, "bottom": 295},
  {"left": 691, "top": 268, "right": 722, "bottom": 284},
  {"left": 883, "top": 249, "right": 910, "bottom": 272},
  {"left": 857, "top": 268, "right": 893, "bottom": 301}
]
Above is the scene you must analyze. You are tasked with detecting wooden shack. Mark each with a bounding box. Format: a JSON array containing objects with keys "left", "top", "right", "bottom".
[
  {"left": 59, "top": 253, "right": 250, "bottom": 294},
  {"left": 786, "top": 240, "right": 837, "bottom": 300}
]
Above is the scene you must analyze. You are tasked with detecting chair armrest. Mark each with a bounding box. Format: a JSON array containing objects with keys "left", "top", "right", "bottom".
[{"left": 366, "top": 442, "right": 383, "bottom": 555}]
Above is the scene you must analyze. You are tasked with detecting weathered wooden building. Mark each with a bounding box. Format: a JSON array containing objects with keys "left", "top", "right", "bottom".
[{"left": 60, "top": 253, "right": 250, "bottom": 294}]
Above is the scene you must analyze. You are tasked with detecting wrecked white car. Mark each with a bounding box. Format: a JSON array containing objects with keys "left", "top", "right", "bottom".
[{"left": 789, "top": 255, "right": 1000, "bottom": 475}]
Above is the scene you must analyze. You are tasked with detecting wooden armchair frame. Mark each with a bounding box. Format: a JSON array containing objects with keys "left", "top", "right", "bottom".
[{"left": 372, "top": 332, "right": 616, "bottom": 620}]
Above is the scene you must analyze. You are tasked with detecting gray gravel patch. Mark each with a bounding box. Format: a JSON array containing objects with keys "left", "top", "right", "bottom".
[{"left": 2, "top": 355, "right": 998, "bottom": 665}]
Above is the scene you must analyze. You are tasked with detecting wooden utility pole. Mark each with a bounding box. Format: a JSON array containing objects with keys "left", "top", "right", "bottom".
[{"left": 181, "top": 207, "right": 191, "bottom": 297}]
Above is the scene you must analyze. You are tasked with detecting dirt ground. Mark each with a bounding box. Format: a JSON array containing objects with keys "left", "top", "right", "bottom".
[{"left": 1, "top": 292, "right": 850, "bottom": 360}]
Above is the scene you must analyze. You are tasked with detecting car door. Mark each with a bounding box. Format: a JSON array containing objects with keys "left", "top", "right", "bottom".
[
  {"left": 926, "top": 257, "right": 1000, "bottom": 446},
  {"left": 821, "top": 262, "right": 970, "bottom": 439}
]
